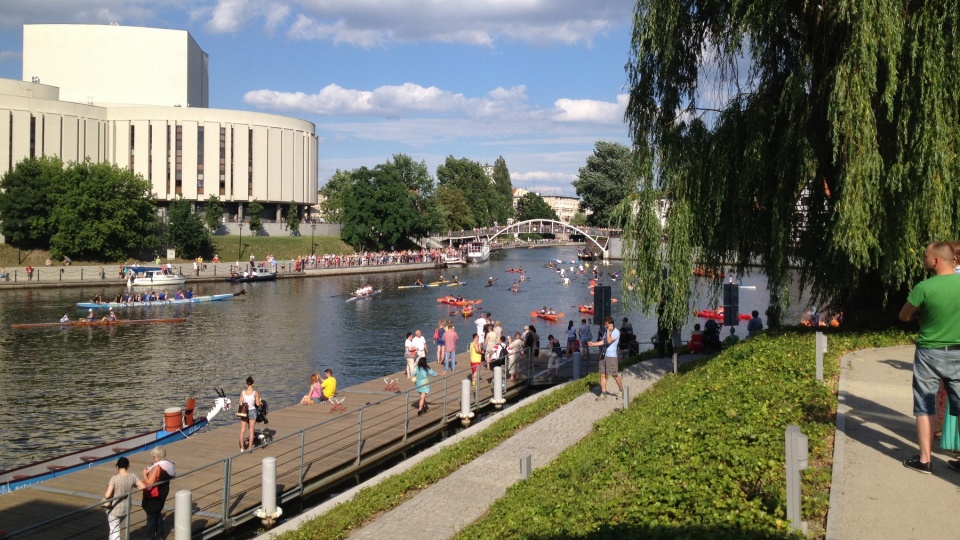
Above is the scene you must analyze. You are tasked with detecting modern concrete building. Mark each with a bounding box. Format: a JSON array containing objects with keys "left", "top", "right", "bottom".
[{"left": 1, "top": 24, "right": 317, "bottom": 227}]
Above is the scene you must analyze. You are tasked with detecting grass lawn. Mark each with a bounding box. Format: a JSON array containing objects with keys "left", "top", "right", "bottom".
[{"left": 0, "top": 236, "right": 353, "bottom": 267}]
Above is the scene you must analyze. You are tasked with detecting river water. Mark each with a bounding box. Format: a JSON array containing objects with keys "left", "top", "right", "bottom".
[{"left": 0, "top": 245, "right": 808, "bottom": 469}]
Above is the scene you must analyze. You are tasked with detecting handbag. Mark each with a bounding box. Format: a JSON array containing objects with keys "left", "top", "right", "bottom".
[{"left": 235, "top": 402, "right": 249, "bottom": 418}]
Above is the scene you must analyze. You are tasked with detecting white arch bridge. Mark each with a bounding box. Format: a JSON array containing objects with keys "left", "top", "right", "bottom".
[{"left": 427, "top": 219, "right": 612, "bottom": 258}]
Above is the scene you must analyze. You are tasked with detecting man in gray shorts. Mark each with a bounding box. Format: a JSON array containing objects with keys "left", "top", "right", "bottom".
[
  {"left": 899, "top": 242, "right": 960, "bottom": 474},
  {"left": 589, "top": 316, "right": 624, "bottom": 400}
]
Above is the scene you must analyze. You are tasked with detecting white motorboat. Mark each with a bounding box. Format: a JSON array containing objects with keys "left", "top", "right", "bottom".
[
  {"left": 125, "top": 266, "right": 186, "bottom": 288},
  {"left": 465, "top": 242, "right": 490, "bottom": 264}
]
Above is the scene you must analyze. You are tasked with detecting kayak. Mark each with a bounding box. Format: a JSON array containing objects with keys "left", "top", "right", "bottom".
[
  {"left": 77, "top": 292, "right": 241, "bottom": 309},
  {"left": 397, "top": 283, "right": 440, "bottom": 289},
  {"left": 446, "top": 282, "right": 466, "bottom": 287},
  {"left": 437, "top": 297, "right": 481, "bottom": 307},
  {"left": 578, "top": 306, "right": 595, "bottom": 314},
  {"left": 695, "top": 310, "right": 751, "bottom": 321},
  {"left": 12, "top": 318, "right": 187, "bottom": 329},
  {"left": 459, "top": 307, "right": 475, "bottom": 318},
  {"left": 346, "top": 289, "right": 382, "bottom": 302},
  {"left": 530, "top": 311, "right": 562, "bottom": 321}
]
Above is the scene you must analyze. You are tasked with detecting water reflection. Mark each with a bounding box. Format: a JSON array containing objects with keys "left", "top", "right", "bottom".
[{"left": 0, "top": 246, "right": 809, "bottom": 468}]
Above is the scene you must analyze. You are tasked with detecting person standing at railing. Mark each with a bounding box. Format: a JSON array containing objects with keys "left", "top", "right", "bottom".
[
  {"left": 102, "top": 457, "right": 144, "bottom": 540},
  {"left": 441, "top": 321, "right": 458, "bottom": 373},
  {"left": 141, "top": 447, "right": 176, "bottom": 540}
]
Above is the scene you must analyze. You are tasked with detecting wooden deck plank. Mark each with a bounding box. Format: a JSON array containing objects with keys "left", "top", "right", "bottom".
[{"left": 0, "top": 354, "right": 552, "bottom": 536}]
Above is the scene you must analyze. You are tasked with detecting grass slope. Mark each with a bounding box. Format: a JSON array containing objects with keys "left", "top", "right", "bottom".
[{"left": 454, "top": 330, "right": 913, "bottom": 539}]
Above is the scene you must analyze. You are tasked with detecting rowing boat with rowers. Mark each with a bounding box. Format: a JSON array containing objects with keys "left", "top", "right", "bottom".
[
  {"left": 346, "top": 289, "right": 382, "bottom": 302},
  {"left": 0, "top": 392, "right": 231, "bottom": 495},
  {"left": 76, "top": 291, "right": 244, "bottom": 309},
  {"left": 11, "top": 318, "right": 187, "bottom": 329}
]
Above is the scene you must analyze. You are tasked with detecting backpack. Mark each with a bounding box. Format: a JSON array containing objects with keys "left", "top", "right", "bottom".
[{"left": 491, "top": 344, "right": 508, "bottom": 368}]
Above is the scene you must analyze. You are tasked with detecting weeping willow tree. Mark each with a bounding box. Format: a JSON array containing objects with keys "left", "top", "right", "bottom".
[{"left": 621, "top": 0, "right": 960, "bottom": 330}]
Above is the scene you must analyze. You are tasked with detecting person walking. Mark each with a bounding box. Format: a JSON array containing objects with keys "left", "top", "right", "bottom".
[
  {"left": 141, "top": 447, "right": 176, "bottom": 540},
  {"left": 899, "top": 242, "right": 960, "bottom": 474},
  {"left": 588, "top": 316, "right": 624, "bottom": 401},
  {"left": 413, "top": 356, "right": 438, "bottom": 416},
  {"left": 102, "top": 457, "right": 143, "bottom": 540},
  {"left": 238, "top": 376, "right": 262, "bottom": 452}
]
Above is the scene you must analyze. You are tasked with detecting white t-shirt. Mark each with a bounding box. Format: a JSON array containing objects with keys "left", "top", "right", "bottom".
[
  {"left": 475, "top": 317, "right": 487, "bottom": 339},
  {"left": 411, "top": 335, "right": 427, "bottom": 358},
  {"left": 404, "top": 338, "right": 415, "bottom": 359}
]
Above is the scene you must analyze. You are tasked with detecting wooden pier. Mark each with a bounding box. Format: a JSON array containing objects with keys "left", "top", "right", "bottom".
[{"left": 0, "top": 352, "right": 591, "bottom": 539}]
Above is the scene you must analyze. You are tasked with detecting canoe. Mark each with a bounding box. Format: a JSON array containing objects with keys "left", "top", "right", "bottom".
[
  {"left": 437, "top": 297, "right": 481, "bottom": 307},
  {"left": 460, "top": 308, "right": 474, "bottom": 318},
  {"left": 11, "top": 318, "right": 187, "bottom": 329},
  {"left": 0, "top": 394, "right": 231, "bottom": 494},
  {"left": 346, "top": 289, "right": 382, "bottom": 302},
  {"left": 77, "top": 292, "right": 241, "bottom": 309},
  {"left": 530, "top": 311, "right": 563, "bottom": 321},
  {"left": 694, "top": 310, "right": 752, "bottom": 321}
]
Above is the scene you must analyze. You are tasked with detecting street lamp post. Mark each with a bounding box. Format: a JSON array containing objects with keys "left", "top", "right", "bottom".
[
  {"left": 238, "top": 222, "right": 243, "bottom": 260},
  {"left": 311, "top": 222, "right": 317, "bottom": 256}
]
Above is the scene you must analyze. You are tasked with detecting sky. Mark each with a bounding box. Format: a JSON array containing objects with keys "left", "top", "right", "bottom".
[{"left": 0, "top": 0, "right": 637, "bottom": 198}]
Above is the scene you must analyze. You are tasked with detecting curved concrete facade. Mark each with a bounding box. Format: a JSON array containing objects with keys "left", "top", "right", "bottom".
[{"left": 0, "top": 83, "right": 318, "bottom": 213}]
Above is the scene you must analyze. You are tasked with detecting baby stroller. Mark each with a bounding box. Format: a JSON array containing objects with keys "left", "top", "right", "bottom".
[
  {"left": 253, "top": 400, "right": 273, "bottom": 447},
  {"left": 703, "top": 320, "right": 723, "bottom": 353}
]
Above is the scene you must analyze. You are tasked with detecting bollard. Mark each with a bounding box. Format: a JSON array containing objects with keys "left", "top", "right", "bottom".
[
  {"left": 815, "top": 332, "right": 824, "bottom": 381},
  {"left": 785, "top": 425, "right": 809, "bottom": 532},
  {"left": 520, "top": 451, "right": 532, "bottom": 480},
  {"left": 254, "top": 457, "right": 282, "bottom": 527},
  {"left": 572, "top": 351, "right": 581, "bottom": 379},
  {"left": 622, "top": 386, "right": 629, "bottom": 409},
  {"left": 492, "top": 366, "right": 505, "bottom": 408},
  {"left": 174, "top": 489, "right": 191, "bottom": 540},
  {"left": 458, "top": 379, "right": 474, "bottom": 426}
]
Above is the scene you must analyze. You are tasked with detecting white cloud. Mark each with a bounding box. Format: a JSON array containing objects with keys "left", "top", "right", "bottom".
[
  {"left": 244, "top": 82, "right": 537, "bottom": 119},
  {"left": 0, "top": 0, "right": 169, "bottom": 29},
  {"left": 554, "top": 94, "right": 627, "bottom": 124},
  {"left": 206, "top": 0, "right": 292, "bottom": 34}
]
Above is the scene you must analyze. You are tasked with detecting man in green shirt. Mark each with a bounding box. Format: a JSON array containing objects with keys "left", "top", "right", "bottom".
[{"left": 899, "top": 242, "right": 960, "bottom": 474}]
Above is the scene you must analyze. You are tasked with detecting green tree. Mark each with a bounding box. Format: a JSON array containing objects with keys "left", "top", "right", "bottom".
[
  {"left": 572, "top": 141, "right": 635, "bottom": 227},
  {"left": 490, "top": 156, "right": 515, "bottom": 225},
  {"left": 203, "top": 194, "right": 223, "bottom": 231},
  {"left": 247, "top": 200, "right": 263, "bottom": 236},
  {"left": 167, "top": 197, "right": 213, "bottom": 259},
  {"left": 49, "top": 160, "right": 160, "bottom": 260},
  {"left": 435, "top": 184, "right": 476, "bottom": 231},
  {"left": 515, "top": 192, "right": 559, "bottom": 222},
  {"left": 0, "top": 156, "right": 66, "bottom": 248},
  {"left": 569, "top": 212, "right": 589, "bottom": 227},
  {"left": 319, "top": 170, "right": 352, "bottom": 223},
  {"left": 286, "top": 201, "right": 301, "bottom": 235},
  {"left": 340, "top": 155, "right": 439, "bottom": 250},
  {"left": 436, "top": 157, "right": 497, "bottom": 227},
  {"left": 623, "top": 0, "right": 960, "bottom": 329}
]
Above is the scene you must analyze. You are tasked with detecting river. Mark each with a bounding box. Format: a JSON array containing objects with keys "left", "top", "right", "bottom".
[{"left": 0, "top": 245, "right": 809, "bottom": 469}]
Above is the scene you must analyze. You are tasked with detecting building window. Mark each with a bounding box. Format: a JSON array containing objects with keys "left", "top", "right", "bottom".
[
  {"left": 175, "top": 125, "right": 183, "bottom": 194},
  {"left": 29, "top": 115, "right": 35, "bottom": 159},
  {"left": 129, "top": 125, "right": 135, "bottom": 171},
  {"left": 197, "top": 125, "right": 204, "bottom": 194},
  {"left": 219, "top": 127, "right": 226, "bottom": 196},
  {"left": 248, "top": 131, "right": 253, "bottom": 196}
]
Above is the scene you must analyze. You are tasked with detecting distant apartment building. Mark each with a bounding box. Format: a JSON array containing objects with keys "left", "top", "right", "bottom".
[
  {"left": 1, "top": 24, "right": 318, "bottom": 230},
  {"left": 511, "top": 187, "right": 585, "bottom": 223}
]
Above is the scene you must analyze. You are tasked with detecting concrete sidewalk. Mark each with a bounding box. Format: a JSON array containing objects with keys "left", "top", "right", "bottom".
[
  {"left": 826, "top": 345, "right": 958, "bottom": 539},
  {"left": 257, "top": 355, "right": 684, "bottom": 539}
]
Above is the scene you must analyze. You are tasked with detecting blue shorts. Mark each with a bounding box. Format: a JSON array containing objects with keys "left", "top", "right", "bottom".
[{"left": 912, "top": 347, "right": 960, "bottom": 416}]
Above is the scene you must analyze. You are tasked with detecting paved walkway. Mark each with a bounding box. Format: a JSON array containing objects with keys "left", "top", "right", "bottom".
[
  {"left": 257, "top": 355, "right": 682, "bottom": 539},
  {"left": 826, "top": 345, "right": 958, "bottom": 539}
]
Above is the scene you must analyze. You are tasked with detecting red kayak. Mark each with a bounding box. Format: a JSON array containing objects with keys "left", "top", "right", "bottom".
[
  {"left": 578, "top": 306, "right": 594, "bottom": 314},
  {"left": 530, "top": 311, "right": 562, "bottom": 321},
  {"left": 695, "top": 310, "right": 751, "bottom": 321}
]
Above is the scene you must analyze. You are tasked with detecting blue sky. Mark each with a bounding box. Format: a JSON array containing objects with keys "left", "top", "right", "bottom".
[{"left": 0, "top": 0, "right": 636, "bottom": 197}]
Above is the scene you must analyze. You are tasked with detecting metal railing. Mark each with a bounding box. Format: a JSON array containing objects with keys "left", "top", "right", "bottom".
[{"left": 5, "top": 353, "right": 553, "bottom": 539}]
